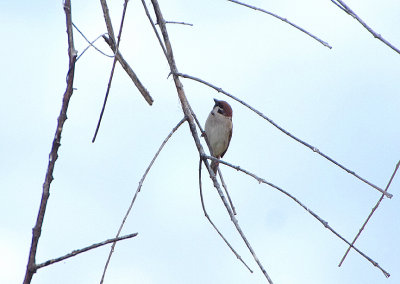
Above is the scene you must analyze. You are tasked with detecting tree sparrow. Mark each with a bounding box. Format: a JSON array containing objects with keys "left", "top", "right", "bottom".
[{"left": 204, "top": 99, "right": 233, "bottom": 173}]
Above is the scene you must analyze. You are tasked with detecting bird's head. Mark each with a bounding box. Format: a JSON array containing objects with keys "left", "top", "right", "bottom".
[{"left": 213, "top": 98, "right": 232, "bottom": 118}]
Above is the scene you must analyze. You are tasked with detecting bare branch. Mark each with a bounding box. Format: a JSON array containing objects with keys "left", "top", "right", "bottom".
[
  {"left": 72, "top": 23, "right": 114, "bottom": 60},
  {"left": 339, "top": 160, "right": 400, "bottom": 270},
  {"left": 93, "top": 0, "right": 130, "bottom": 143},
  {"left": 331, "top": 0, "right": 400, "bottom": 55},
  {"left": 149, "top": 1, "right": 273, "bottom": 282},
  {"left": 100, "top": 117, "right": 186, "bottom": 284},
  {"left": 155, "top": 20, "right": 193, "bottom": 26},
  {"left": 99, "top": 0, "right": 116, "bottom": 45},
  {"left": 204, "top": 154, "right": 391, "bottom": 278},
  {"left": 218, "top": 167, "right": 237, "bottom": 215},
  {"left": 198, "top": 160, "right": 252, "bottom": 273},
  {"left": 141, "top": 0, "right": 168, "bottom": 59},
  {"left": 330, "top": 0, "right": 351, "bottom": 15},
  {"left": 227, "top": 0, "right": 332, "bottom": 49},
  {"left": 23, "top": 1, "right": 77, "bottom": 283},
  {"left": 97, "top": 0, "right": 153, "bottom": 109},
  {"left": 176, "top": 72, "right": 393, "bottom": 199},
  {"left": 102, "top": 35, "right": 153, "bottom": 105},
  {"left": 36, "top": 233, "right": 138, "bottom": 270},
  {"left": 166, "top": 20, "right": 193, "bottom": 26}
]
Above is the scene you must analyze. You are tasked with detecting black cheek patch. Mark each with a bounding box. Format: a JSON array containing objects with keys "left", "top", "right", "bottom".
[{"left": 217, "top": 109, "right": 224, "bottom": 115}]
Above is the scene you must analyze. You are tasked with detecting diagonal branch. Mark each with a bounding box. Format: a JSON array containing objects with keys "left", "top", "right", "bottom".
[
  {"left": 227, "top": 0, "right": 332, "bottom": 49},
  {"left": 100, "top": 117, "right": 186, "bottom": 284},
  {"left": 331, "top": 0, "right": 400, "bottom": 54},
  {"left": 141, "top": 0, "right": 168, "bottom": 59},
  {"left": 23, "top": 1, "right": 77, "bottom": 283},
  {"left": 198, "top": 159, "right": 252, "bottom": 273},
  {"left": 176, "top": 72, "right": 392, "bottom": 199},
  {"left": 98, "top": 0, "right": 153, "bottom": 108},
  {"left": 204, "top": 155, "right": 391, "bottom": 278},
  {"left": 102, "top": 35, "right": 153, "bottom": 105},
  {"left": 149, "top": 1, "right": 273, "bottom": 282},
  {"left": 338, "top": 160, "right": 400, "bottom": 269},
  {"left": 99, "top": 0, "right": 116, "bottom": 43},
  {"left": 218, "top": 167, "right": 237, "bottom": 215},
  {"left": 36, "top": 233, "right": 138, "bottom": 270},
  {"left": 93, "top": 0, "right": 131, "bottom": 143}
]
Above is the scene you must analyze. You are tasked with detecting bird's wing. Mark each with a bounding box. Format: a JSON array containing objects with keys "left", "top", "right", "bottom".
[{"left": 220, "top": 127, "right": 232, "bottom": 158}]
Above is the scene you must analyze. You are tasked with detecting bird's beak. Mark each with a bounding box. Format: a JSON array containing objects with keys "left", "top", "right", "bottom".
[{"left": 213, "top": 98, "right": 219, "bottom": 104}]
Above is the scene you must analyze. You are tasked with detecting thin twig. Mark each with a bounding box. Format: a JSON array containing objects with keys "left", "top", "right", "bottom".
[
  {"left": 23, "top": 1, "right": 77, "bottom": 283},
  {"left": 141, "top": 0, "right": 168, "bottom": 59},
  {"left": 102, "top": 35, "right": 153, "bottom": 105},
  {"left": 36, "top": 233, "right": 138, "bottom": 270},
  {"left": 156, "top": 20, "right": 193, "bottom": 26},
  {"left": 188, "top": 103, "right": 205, "bottom": 137},
  {"left": 77, "top": 34, "right": 113, "bottom": 61},
  {"left": 98, "top": 0, "right": 153, "bottom": 107},
  {"left": 198, "top": 160, "right": 252, "bottom": 272},
  {"left": 218, "top": 167, "right": 237, "bottom": 215},
  {"left": 97, "top": 0, "right": 153, "bottom": 105},
  {"left": 227, "top": 0, "right": 332, "bottom": 49},
  {"left": 176, "top": 72, "right": 393, "bottom": 199},
  {"left": 100, "top": 117, "right": 186, "bottom": 284},
  {"left": 331, "top": 0, "right": 400, "bottom": 55},
  {"left": 72, "top": 22, "right": 114, "bottom": 60},
  {"left": 330, "top": 0, "right": 351, "bottom": 15},
  {"left": 338, "top": 160, "right": 400, "bottom": 270},
  {"left": 92, "top": 0, "right": 130, "bottom": 143},
  {"left": 149, "top": 1, "right": 273, "bottom": 282},
  {"left": 204, "top": 154, "right": 391, "bottom": 278},
  {"left": 202, "top": 156, "right": 274, "bottom": 283},
  {"left": 166, "top": 20, "right": 193, "bottom": 26}
]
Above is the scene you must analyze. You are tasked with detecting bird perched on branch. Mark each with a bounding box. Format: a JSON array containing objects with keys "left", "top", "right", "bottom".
[{"left": 204, "top": 98, "right": 233, "bottom": 173}]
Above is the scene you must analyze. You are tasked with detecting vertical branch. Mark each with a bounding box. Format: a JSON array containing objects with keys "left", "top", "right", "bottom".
[{"left": 23, "top": 1, "right": 77, "bottom": 283}]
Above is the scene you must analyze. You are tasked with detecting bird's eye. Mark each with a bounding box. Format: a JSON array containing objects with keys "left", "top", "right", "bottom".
[{"left": 217, "top": 108, "right": 224, "bottom": 115}]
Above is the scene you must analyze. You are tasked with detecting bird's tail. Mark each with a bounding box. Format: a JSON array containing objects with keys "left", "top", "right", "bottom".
[{"left": 211, "top": 160, "right": 219, "bottom": 174}]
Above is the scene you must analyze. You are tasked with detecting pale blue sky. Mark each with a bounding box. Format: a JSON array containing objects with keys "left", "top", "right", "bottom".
[{"left": 1, "top": 1, "right": 400, "bottom": 284}]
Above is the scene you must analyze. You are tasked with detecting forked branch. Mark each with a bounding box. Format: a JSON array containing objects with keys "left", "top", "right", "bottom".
[
  {"left": 338, "top": 160, "right": 400, "bottom": 270},
  {"left": 100, "top": 0, "right": 153, "bottom": 104},
  {"left": 23, "top": 1, "right": 77, "bottom": 283},
  {"left": 93, "top": 0, "right": 131, "bottom": 143},
  {"left": 204, "top": 154, "right": 391, "bottom": 278},
  {"left": 149, "top": 0, "right": 274, "bottom": 282},
  {"left": 198, "top": 160, "right": 252, "bottom": 272},
  {"left": 176, "top": 72, "right": 392, "bottom": 199},
  {"left": 331, "top": 0, "right": 400, "bottom": 54},
  {"left": 36, "top": 233, "right": 138, "bottom": 270}
]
